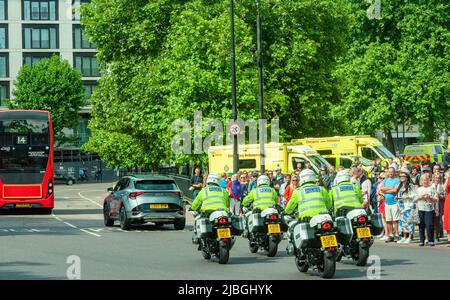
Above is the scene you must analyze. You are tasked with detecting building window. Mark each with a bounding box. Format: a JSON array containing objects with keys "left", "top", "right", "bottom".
[
  {"left": 23, "top": 52, "right": 58, "bottom": 67},
  {"left": 83, "top": 81, "right": 97, "bottom": 102},
  {"left": 74, "top": 53, "right": 99, "bottom": 77},
  {"left": 23, "top": 0, "right": 57, "bottom": 20},
  {"left": 0, "top": 81, "right": 9, "bottom": 106},
  {"left": 72, "top": 0, "right": 90, "bottom": 21},
  {"left": 73, "top": 25, "right": 96, "bottom": 49},
  {"left": 0, "top": 0, "right": 7, "bottom": 20},
  {"left": 0, "top": 53, "right": 8, "bottom": 77},
  {"left": 0, "top": 25, "right": 7, "bottom": 49},
  {"left": 23, "top": 25, "right": 58, "bottom": 49}
]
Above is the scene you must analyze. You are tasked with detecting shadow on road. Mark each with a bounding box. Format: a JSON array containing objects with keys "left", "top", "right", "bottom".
[
  {"left": 53, "top": 209, "right": 102, "bottom": 215},
  {"left": 224, "top": 256, "right": 283, "bottom": 265},
  {"left": 0, "top": 209, "right": 51, "bottom": 216},
  {"left": 0, "top": 261, "right": 64, "bottom": 280}
]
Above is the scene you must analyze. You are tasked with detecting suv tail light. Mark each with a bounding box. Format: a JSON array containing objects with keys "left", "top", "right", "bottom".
[
  {"left": 172, "top": 192, "right": 182, "bottom": 197},
  {"left": 129, "top": 192, "right": 144, "bottom": 199}
]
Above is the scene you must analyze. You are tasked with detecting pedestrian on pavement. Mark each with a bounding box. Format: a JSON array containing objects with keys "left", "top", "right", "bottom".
[
  {"left": 379, "top": 167, "right": 401, "bottom": 243},
  {"left": 443, "top": 170, "right": 450, "bottom": 246},
  {"left": 266, "top": 170, "right": 274, "bottom": 187},
  {"left": 240, "top": 174, "right": 249, "bottom": 198},
  {"left": 376, "top": 172, "right": 388, "bottom": 239},
  {"left": 283, "top": 174, "right": 299, "bottom": 206},
  {"left": 329, "top": 165, "right": 337, "bottom": 187},
  {"left": 248, "top": 172, "right": 258, "bottom": 192},
  {"left": 226, "top": 174, "right": 242, "bottom": 215},
  {"left": 190, "top": 167, "right": 204, "bottom": 199},
  {"left": 319, "top": 166, "right": 331, "bottom": 190},
  {"left": 220, "top": 172, "right": 228, "bottom": 189},
  {"left": 431, "top": 173, "right": 445, "bottom": 242},
  {"left": 272, "top": 166, "right": 285, "bottom": 193},
  {"left": 279, "top": 174, "right": 291, "bottom": 208},
  {"left": 396, "top": 169, "right": 416, "bottom": 244},
  {"left": 414, "top": 173, "right": 438, "bottom": 246},
  {"left": 411, "top": 165, "right": 421, "bottom": 186}
]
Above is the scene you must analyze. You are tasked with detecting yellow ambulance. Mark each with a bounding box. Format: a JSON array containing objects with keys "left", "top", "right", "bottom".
[
  {"left": 208, "top": 143, "right": 332, "bottom": 174},
  {"left": 291, "top": 135, "right": 396, "bottom": 163},
  {"left": 403, "top": 143, "right": 449, "bottom": 164}
]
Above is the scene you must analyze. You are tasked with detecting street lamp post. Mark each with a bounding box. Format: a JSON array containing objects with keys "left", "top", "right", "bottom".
[
  {"left": 256, "top": 0, "right": 265, "bottom": 174},
  {"left": 230, "top": 0, "right": 239, "bottom": 174}
]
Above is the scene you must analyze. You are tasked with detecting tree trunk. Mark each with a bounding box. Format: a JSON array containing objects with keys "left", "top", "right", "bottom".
[
  {"left": 384, "top": 128, "right": 396, "bottom": 154},
  {"left": 422, "top": 118, "right": 435, "bottom": 142}
]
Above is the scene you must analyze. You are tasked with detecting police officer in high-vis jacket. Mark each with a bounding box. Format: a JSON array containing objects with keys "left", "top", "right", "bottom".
[
  {"left": 242, "top": 175, "right": 278, "bottom": 212},
  {"left": 191, "top": 173, "right": 229, "bottom": 244},
  {"left": 330, "top": 170, "right": 364, "bottom": 217},
  {"left": 241, "top": 175, "right": 278, "bottom": 237},
  {"left": 284, "top": 169, "right": 332, "bottom": 222},
  {"left": 191, "top": 173, "right": 230, "bottom": 213},
  {"left": 283, "top": 169, "right": 332, "bottom": 255}
]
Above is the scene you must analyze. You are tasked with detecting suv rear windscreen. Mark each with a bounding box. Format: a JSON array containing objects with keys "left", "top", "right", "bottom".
[{"left": 135, "top": 180, "right": 178, "bottom": 191}]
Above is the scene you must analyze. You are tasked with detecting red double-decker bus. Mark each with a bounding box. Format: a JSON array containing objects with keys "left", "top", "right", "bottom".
[{"left": 0, "top": 110, "right": 54, "bottom": 213}]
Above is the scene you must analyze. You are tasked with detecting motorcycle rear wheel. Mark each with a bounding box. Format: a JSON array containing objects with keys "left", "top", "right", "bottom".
[
  {"left": 218, "top": 242, "right": 230, "bottom": 264},
  {"left": 267, "top": 238, "right": 278, "bottom": 257},
  {"left": 354, "top": 244, "right": 369, "bottom": 266},
  {"left": 319, "top": 253, "right": 336, "bottom": 279},
  {"left": 295, "top": 256, "right": 309, "bottom": 273}
]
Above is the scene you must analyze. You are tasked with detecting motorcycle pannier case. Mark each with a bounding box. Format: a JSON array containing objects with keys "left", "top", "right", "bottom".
[
  {"left": 293, "top": 222, "right": 316, "bottom": 249},
  {"left": 231, "top": 215, "right": 245, "bottom": 235},
  {"left": 248, "top": 212, "right": 264, "bottom": 232},
  {"left": 335, "top": 216, "right": 353, "bottom": 245},
  {"left": 196, "top": 218, "right": 212, "bottom": 238},
  {"left": 369, "top": 213, "right": 384, "bottom": 236}
]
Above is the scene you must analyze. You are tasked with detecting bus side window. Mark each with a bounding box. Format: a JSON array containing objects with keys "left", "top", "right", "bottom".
[{"left": 361, "top": 147, "right": 378, "bottom": 161}]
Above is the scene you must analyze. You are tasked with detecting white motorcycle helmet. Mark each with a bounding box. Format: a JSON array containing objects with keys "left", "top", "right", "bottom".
[
  {"left": 257, "top": 175, "right": 270, "bottom": 187},
  {"left": 335, "top": 170, "right": 351, "bottom": 185},
  {"left": 299, "top": 169, "right": 316, "bottom": 186},
  {"left": 206, "top": 173, "right": 221, "bottom": 186}
]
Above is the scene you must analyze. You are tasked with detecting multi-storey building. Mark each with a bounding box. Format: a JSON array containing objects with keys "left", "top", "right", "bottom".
[{"left": 0, "top": 0, "right": 98, "bottom": 145}]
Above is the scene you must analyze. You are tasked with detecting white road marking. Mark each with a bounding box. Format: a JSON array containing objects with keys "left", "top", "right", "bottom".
[
  {"left": 77, "top": 192, "right": 103, "bottom": 208},
  {"left": 80, "top": 229, "right": 102, "bottom": 237},
  {"left": 63, "top": 222, "right": 77, "bottom": 229},
  {"left": 51, "top": 213, "right": 101, "bottom": 238}
]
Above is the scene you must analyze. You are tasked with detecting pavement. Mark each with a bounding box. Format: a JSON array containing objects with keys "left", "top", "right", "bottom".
[{"left": 0, "top": 183, "right": 449, "bottom": 280}]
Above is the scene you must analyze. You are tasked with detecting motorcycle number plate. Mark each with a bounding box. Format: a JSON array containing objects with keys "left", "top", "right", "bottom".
[
  {"left": 320, "top": 235, "right": 338, "bottom": 248},
  {"left": 268, "top": 224, "right": 281, "bottom": 234},
  {"left": 217, "top": 228, "right": 231, "bottom": 239},
  {"left": 356, "top": 227, "right": 372, "bottom": 239}
]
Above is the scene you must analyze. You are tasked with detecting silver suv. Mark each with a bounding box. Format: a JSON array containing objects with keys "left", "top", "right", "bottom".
[{"left": 103, "top": 175, "right": 186, "bottom": 230}]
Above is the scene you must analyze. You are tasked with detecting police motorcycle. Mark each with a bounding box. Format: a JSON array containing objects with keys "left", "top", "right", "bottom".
[
  {"left": 285, "top": 213, "right": 341, "bottom": 279},
  {"left": 191, "top": 209, "right": 244, "bottom": 264},
  {"left": 243, "top": 205, "right": 288, "bottom": 257},
  {"left": 335, "top": 208, "right": 384, "bottom": 266}
]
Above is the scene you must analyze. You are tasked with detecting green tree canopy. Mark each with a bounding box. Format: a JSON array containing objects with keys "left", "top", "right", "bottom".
[
  {"left": 8, "top": 55, "right": 85, "bottom": 144},
  {"left": 81, "top": 0, "right": 352, "bottom": 168},
  {"left": 336, "top": 0, "right": 450, "bottom": 149}
]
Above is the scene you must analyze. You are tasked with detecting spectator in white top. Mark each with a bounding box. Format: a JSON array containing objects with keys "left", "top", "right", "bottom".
[{"left": 414, "top": 173, "right": 438, "bottom": 246}]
